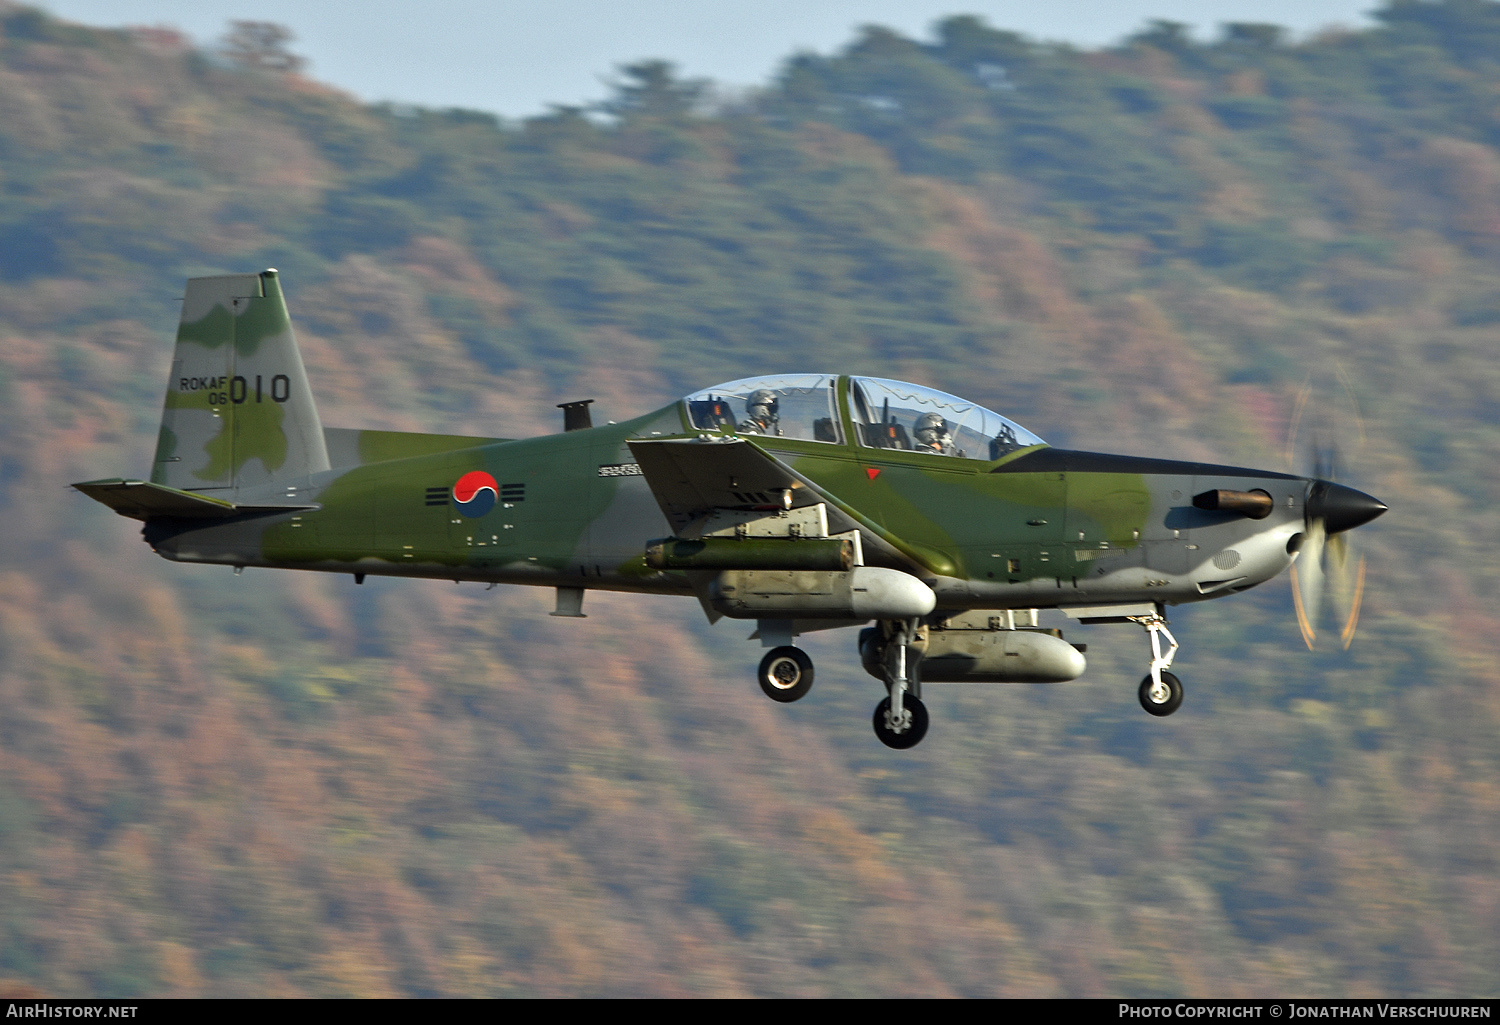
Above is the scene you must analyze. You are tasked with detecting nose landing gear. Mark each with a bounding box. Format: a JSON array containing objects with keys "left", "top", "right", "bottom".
[
  {"left": 1139, "top": 670, "right": 1184, "bottom": 716},
  {"left": 1129, "top": 610, "right": 1184, "bottom": 716}
]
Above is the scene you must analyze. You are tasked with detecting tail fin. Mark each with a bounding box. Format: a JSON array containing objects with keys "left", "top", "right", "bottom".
[{"left": 151, "top": 270, "right": 330, "bottom": 492}]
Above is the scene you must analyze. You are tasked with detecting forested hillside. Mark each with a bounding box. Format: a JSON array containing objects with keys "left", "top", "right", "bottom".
[{"left": 1, "top": 0, "right": 1498, "bottom": 996}]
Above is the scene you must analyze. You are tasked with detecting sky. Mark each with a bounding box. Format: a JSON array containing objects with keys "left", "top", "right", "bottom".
[{"left": 36, "top": 1, "right": 1383, "bottom": 120}]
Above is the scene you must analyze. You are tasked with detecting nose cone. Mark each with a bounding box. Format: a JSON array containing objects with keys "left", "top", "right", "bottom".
[{"left": 1306, "top": 481, "right": 1387, "bottom": 534}]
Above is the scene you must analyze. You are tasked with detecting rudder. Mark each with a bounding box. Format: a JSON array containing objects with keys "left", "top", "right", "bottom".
[{"left": 151, "top": 269, "right": 330, "bottom": 492}]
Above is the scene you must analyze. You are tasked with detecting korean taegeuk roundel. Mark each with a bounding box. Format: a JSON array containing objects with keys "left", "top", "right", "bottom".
[{"left": 452, "top": 470, "right": 499, "bottom": 518}]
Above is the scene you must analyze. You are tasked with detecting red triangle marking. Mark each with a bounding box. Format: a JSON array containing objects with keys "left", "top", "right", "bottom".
[{"left": 865, "top": 467, "right": 880, "bottom": 480}]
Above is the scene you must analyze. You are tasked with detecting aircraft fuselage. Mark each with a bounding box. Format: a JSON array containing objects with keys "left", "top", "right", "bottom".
[{"left": 144, "top": 404, "right": 1311, "bottom": 613}]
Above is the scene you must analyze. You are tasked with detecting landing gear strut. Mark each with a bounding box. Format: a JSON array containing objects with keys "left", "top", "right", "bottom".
[
  {"left": 872, "top": 617, "right": 929, "bottom": 749},
  {"left": 1128, "top": 610, "right": 1184, "bottom": 716}
]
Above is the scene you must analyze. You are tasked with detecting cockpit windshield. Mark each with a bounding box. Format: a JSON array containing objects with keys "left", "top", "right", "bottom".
[
  {"left": 685, "top": 375, "right": 842, "bottom": 443},
  {"left": 849, "top": 377, "right": 1044, "bottom": 460}
]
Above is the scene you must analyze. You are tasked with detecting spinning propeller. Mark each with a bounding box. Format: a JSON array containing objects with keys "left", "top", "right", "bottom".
[{"left": 1285, "top": 374, "right": 1386, "bottom": 650}]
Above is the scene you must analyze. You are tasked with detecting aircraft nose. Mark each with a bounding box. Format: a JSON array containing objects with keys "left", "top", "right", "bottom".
[{"left": 1306, "top": 481, "right": 1387, "bottom": 534}]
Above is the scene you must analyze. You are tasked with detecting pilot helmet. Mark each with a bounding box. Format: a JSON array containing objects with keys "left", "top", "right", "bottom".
[
  {"left": 746, "top": 389, "right": 779, "bottom": 422},
  {"left": 914, "top": 412, "right": 950, "bottom": 446}
]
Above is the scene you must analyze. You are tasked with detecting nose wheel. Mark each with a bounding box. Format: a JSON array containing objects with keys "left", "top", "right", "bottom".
[{"left": 1138, "top": 670, "right": 1184, "bottom": 716}]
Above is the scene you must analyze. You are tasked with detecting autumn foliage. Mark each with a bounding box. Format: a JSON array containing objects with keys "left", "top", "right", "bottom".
[{"left": 0, "top": 0, "right": 1497, "bottom": 996}]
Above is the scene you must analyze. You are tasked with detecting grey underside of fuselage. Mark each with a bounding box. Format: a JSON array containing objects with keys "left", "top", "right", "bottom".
[{"left": 958, "top": 470, "right": 1306, "bottom": 608}]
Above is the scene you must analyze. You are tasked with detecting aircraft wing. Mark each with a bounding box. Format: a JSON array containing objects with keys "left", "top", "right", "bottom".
[
  {"left": 625, "top": 437, "right": 811, "bottom": 531},
  {"left": 625, "top": 438, "right": 955, "bottom": 577}
]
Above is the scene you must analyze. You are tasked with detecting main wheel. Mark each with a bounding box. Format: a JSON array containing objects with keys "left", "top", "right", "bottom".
[
  {"left": 1138, "top": 671, "right": 1184, "bottom": 717},
  {"left": 758, "top": 646, "right": 814, "bottom": 702},
  {"left": 873, "top": 694, "right": 929, "bottom": 749}
]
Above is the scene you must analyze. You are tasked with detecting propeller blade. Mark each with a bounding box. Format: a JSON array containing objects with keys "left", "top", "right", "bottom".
[
  {"left": 1290, "top": 563, "right": 1314, "bottom": 650},
  {"left": 1327, "top": 530, "right": 1351, "bottom": 614},
  {"left": 1291, "top": 519, "right": 1326, "bottom": 650},
  {"left": 1313, "top": 439, "right": 1340, "bottom": 484},
  {"left": 1284, "top": 364, "right": 1378, "bottom": 652},
  {"left": 1339, "top": 555, "right": 1366, "bottom": 650},
  {"left": 1326, "top": 530, "right": 1358, "bottom": 649},
  {"left": 1285, "top": 379, "right": 1312, "bottom": 471},
  {"left": 1334, "top": 361, "right": 1367, "bottom": 450}
]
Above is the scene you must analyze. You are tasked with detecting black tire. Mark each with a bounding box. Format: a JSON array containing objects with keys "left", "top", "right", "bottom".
[
  {"left": 758, "top": 646, "right": 814, "bottom": 703},
  {"left": 873, "top": 694, "right": 929, "bottom": 749},
  {"left": 1138, "top": 671, "right": 1184, "bottom": 717}
]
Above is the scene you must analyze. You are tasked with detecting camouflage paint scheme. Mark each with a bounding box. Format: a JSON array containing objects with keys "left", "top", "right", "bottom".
[
  {"left": 153, "top": 271, "right": 329, "bottom": 492},
  {"left": 77, "top": 272, "right": 1394, "bottom": 745},
  {"left": 78, "top": 271, "right": 1321, "bottom": 617}
]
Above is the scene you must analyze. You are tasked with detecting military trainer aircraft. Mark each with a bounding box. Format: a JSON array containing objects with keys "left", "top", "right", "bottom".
[{"left": 76, "top": 272, "right": 1387, "bottom": 748}]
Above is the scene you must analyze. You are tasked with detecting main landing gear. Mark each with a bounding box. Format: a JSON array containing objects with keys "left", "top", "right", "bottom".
[
  {"left": 750, "top": 610, "right": 1183, "bottom": 742},
  {"left": 1129, "top": 610, "right": 1184, "bottom": 717},
  {"left": 870, "top": 618, "right": 927, "bottom": 749},
  {"left": 752, "top": 619, "right": 930, "bottom": 749},
  {"left": 757, "top": 646, "right": 814, "bottom": 703},
  {"left": 873, "top": 692, "right": 928, "bottom": 749}
]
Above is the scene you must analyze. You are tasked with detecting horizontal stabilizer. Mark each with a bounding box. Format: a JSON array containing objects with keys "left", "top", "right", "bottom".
[{"left": 73, "top": 479, "right": 315, "bottom": 521}]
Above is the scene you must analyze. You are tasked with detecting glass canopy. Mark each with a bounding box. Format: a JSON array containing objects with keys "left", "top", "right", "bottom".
[
  {"left": 848, "top": 377, "right": 1045, "bottom": 460},
  {"left": 685, "top": 375, "right": 843, "bottom": 443},
  {"left": 684, "top": 375, "right": 1044, "bottom": 460}
]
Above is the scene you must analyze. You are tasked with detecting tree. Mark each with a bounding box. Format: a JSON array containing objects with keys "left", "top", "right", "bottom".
[
  {"left": 1128, "top": 20, "right": 1196, "bottom": 55},
  {"left": 602, "top": 61, "right": 707, "bottom": 121},
  {"left": 1376, "top": 0, "right": 1500, "bottom": 63},
  {"left": 1220, "top": 23, "right": 1288, "bottom": 49},
  {"left": 219, "top": 21, "right": 306, "bottom": 75}
]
